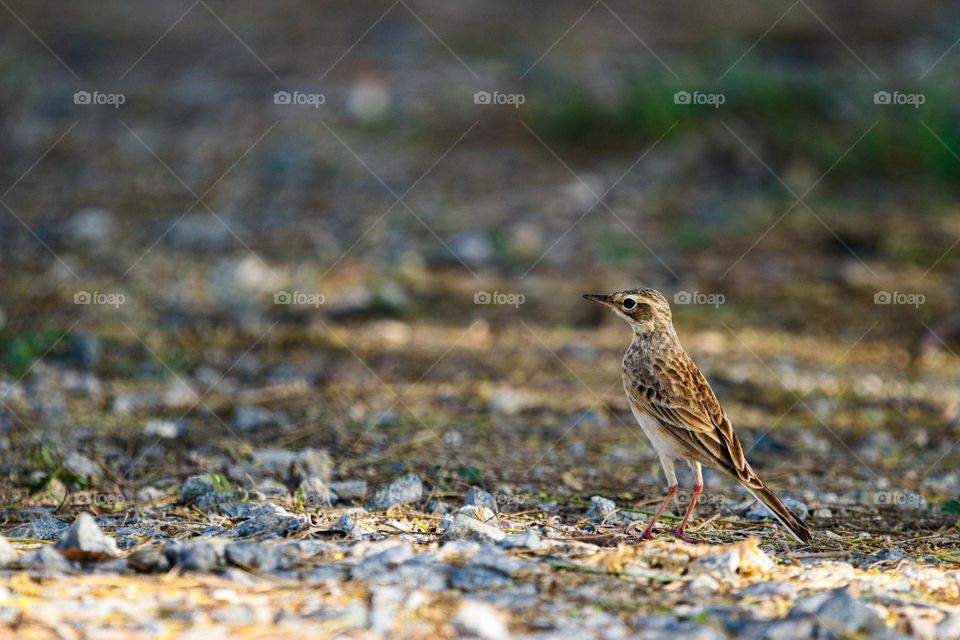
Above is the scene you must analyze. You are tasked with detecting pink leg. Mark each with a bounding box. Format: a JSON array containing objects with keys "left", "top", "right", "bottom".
[
  {"left": 675, "top": 483, "right": 708, "bottom": 543},
  {"left": 638, "top": 484, "right": 678, "bottom": 540}
]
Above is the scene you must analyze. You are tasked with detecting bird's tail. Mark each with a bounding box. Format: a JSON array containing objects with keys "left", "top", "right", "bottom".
[{"left": 743, "top": 483, "right": 813, "bottom": 543}]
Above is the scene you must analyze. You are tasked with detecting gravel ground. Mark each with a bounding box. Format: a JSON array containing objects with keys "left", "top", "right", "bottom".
[{"left": 3, "top": 1, "right": 960, "bottom": 638}]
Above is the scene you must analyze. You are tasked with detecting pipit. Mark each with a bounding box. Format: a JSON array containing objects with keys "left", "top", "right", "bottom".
[{"left": 584, "top": 288, "right": 812, "bottom": 543}]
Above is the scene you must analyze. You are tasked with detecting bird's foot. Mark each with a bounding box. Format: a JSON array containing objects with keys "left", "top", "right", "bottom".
[{"left": 673, "top": 529, "right": 710, "bottom": 544}]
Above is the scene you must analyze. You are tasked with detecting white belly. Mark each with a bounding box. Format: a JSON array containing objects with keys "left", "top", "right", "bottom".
[{"left": 629, "top": 404, "right": 688, "bottom": 462}]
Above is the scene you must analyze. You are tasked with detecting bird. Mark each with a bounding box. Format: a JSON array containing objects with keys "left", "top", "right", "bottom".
[{"left": 583, "top": 287, "right": 812, "bottom": 543}]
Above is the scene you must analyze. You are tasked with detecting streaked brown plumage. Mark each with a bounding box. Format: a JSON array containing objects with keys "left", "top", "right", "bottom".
[{"left": 584, "top": 287, "right": 812, "bottom": 543}]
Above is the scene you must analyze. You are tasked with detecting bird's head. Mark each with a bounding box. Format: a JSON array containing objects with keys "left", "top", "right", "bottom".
[{"left": 583, "top": 287, "right": 673, "bottom": 333}]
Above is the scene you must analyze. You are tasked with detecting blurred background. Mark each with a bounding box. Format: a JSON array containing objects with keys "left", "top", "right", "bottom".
[{"left": 1, "top": 0, "right": 960, "bottom": 537}]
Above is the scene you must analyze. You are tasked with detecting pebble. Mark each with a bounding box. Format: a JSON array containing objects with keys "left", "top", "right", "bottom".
[
  {"left": 465, "top": 486, "right": 498, "bottom": 512},
  {"left": 584, "top": 496, "right": 617, "bottom": 522},
  {"left": 498, "top": 529, "right": 543, "bottom": 550},
  {"left": 232, "top": 405, "right": 287, "bottom": 431},
  {"left": 331, "top": 513, "right": 356, "bottom": 534},
  {"left": 442, "top": 514, "right": 505, "bottom": 543},
  {"left": 18, "top": 545, "right": 73, "bottom": 574},
  {"left": 165, "top": 539, "right": 226, "bottom": 572},
  {"left": 488, "top": 388, "right": 532, "bottom": 415},
  {"left": 225, "top": 503, "right": 301, "bottom": 539},
  {"left": 350, "top": 543, "right": 414, "bottom": 580},
  {"left": 5, "top": 515, "right": 69, "bottom": 541},
  {"left": 365, "top": 473, "right": 424, "bottom": 510},
  {"left": 636, "top": 615, "right": 725, "bottom": 640},
  {"left": 64, "top": 452, "right": 99, "bottom": 482},
  {"left": 812, "top": 508, "right": 833, "bottom": 519},
  {"left": 455, "top": 601, "right": 510, "bottom": 640},
  {"left": 298, "top": 476, "right": 335, "bottom": 507},
  {"left": 249, "top": 447, "right": 332, "bottom": 483},
  {"left": 788, "top": 586, "right": 884, "bottom": 635},
  {"left": 180, "top": 474, "right": 218, "bottom": 502},
  {"left": 60, "top": 333, "right": 103, "bottom": 370},
  {"left": 127, "top": 547, "right": 171, "bottom": 573},
  {"left": 330, "top": 479, "right": 368, "bottom": 501},
  {"left": 54, "top": 513, "right": 120, "bottom": 559},
  {"left": 225, "top": 541, "right": 284, "bottom": 572},
  {"left": 143, "top": 419, "right": 180, "bottom": 439}
]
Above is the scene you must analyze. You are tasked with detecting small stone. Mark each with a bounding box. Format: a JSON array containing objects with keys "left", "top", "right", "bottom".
[
  {"left": 331, "top": 513, "right": 355, "bottom": 534},
  {"left": 450, "top": 565, "right": 512, "bottom": 590},
  {"left": 60, "top": 332, "right": 103, "bottom": 370},
  {"left": 788, "top": 586, "right": 884, "bottom": 635},
  {"left": 813, "top": 508, "right": 833, "bottom": 519},
  {"left": 112, "top": 390, "right": 161, "bottom": 415},
  {"left": 233, "top": 405, "right": 287, "bottom": 431},
  {"left": 5, "top": 515, "right": 69, "bottom": 541},
  {"left": 465, "top": 486, "right": 498, "bottom": 512},
  {"left": 128, "top": 547, "right": 171, "bottom": 573},
  {"left": 250, "top": 448, "right": 332, "bottom": 483},
  {"left": 54, "top": 513, "right": 119, "bottom": 559},
  {"left": 136, "top": 486, "right": 165, "bottom": 503},
  {"left": 180, "top": 474, "right": 217, "bottom": 502},
  {"left": 226, "top": 503, "right": 300, "bottom": 540},
  {"left": 442, "top": 514, "right": 505, "bottom": 543},
  {"left": 306, "top": 564, "right": 345, "bottom": 582},
  {"left": 298, "top": 477, "right": 335, "bottom": 508},
  {"left": 63, "top": 452, "right": 99, "bottom": 481},
  {"left": 450, "top": 232, "right": 492, "bottom": 265},
  {"left": 428, "top": 499, "right": 452, "bottom": 515},
  {"left": 328, "top": 481, "right": 365, "bottom": 503},
  {"left": 165, "top": 539, "right": 226, "bottom": 572},
  {"left": 744, "top": 497, "right": 808, "bottom": 522},
  {"left": 584, "top": 496, "right": 617, "bottom": 522},
  {"left": 225, "top": 541, "right": 283, "bottom": 571},
  {"left": 498, "top": 529, "right": 543, "bottom": 550},
  {"left": 67, "top": 207, "right": 114, "bottom": 247},
  {"left": 19, "top": 545, "right": 72, "bottom": 574},
  {"left": 350, "top": 543, "right": 414, "bottom": 580},
  {"left": 366, "top": 473, "right": 423, "bottom": 510},
  {"left": 636, "top": 616, "right": 724, "bottom": 640},
  {"left": 454, "top": 601, "right": 510, "bottom": 640},
  {"left": 143, "top": 419, "right": 180, "bottom": 439},
  {"left": 0, "top": 537, "right": 17, "bottom": 566},
  {"left": 488, "top": 388, "right": 532, "bottom": 415}
]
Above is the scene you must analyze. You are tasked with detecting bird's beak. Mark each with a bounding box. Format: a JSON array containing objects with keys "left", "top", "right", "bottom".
[{"left": 583, "top": 294, "right": 613, "bottom": 306}]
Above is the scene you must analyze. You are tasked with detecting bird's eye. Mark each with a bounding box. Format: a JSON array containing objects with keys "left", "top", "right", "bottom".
[{"left": 622, "top": 298, "right": 637, "bottom": 310}]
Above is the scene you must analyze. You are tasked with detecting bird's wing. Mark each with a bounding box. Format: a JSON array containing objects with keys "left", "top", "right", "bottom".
[{"left": 629, "top": 363, "right": 752, "bottom": 480}]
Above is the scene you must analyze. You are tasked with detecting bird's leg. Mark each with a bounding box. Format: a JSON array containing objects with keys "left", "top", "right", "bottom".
[
  {"left": 674, "top": 483, "right": 705, "bottom": 543},
  {"left": 675, "top": 461, "right": 709, "bottom": 544},
  {"left": 638, "top": 484, "right": 677, "bottom": 540}
]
